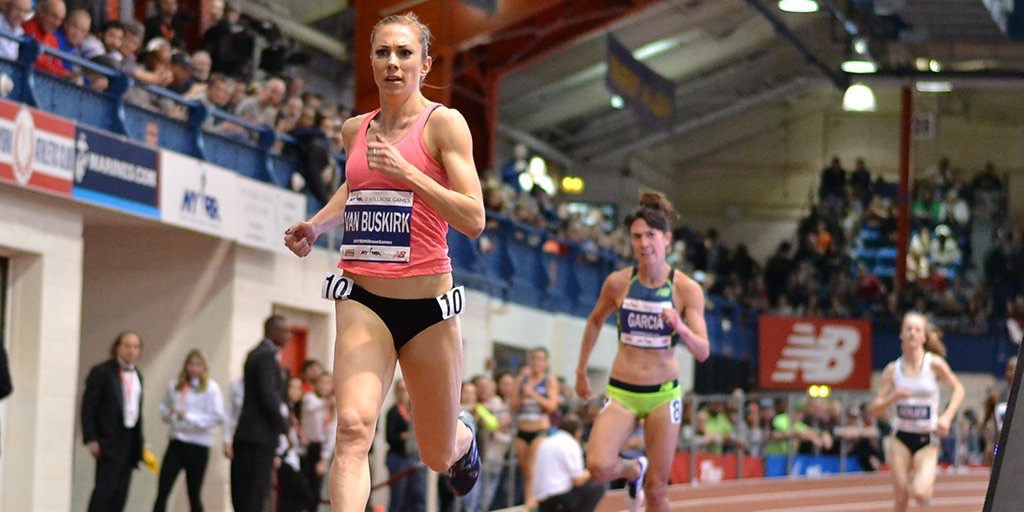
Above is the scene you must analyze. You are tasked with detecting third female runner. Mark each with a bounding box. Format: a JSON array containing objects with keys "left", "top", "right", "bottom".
[{"left": 575, "top": 191, "right": 710, "bottom": 512}]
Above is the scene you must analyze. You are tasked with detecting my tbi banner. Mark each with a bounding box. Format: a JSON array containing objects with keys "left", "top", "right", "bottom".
[
  {"left": 159, "top": 149, "right": 305, "bottom": 253},
  {"left": 605, "top": 33, "right": 675, "bottom": 128},
  {"left": 758, "top": 316, "right": 872, "bottom": 390}
]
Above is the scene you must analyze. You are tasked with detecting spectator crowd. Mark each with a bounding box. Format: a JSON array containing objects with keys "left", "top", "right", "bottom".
[
  {"left": 483, "top": 151, "right": 1022, "bottom": 344},
  {"left": 0, "top": 0, "right": 348, "bottom": 205}
]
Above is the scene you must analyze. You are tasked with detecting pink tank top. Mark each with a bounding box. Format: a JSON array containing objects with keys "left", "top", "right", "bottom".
[{"left": 337, "top": 103, "right": 452, "bottom": 277}]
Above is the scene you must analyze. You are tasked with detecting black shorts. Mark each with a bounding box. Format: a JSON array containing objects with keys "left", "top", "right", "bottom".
[
  {"left": 894, "top": 430, "right": 936, "bottom": 455},
  {"left": 517, "top": 429, "right": 546, "bottom": 444},
  {"left": 347, "top": 284, "right": 460, "bottom": 351}
]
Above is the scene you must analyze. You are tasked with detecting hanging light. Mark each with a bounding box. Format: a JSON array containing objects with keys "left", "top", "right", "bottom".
[
  {"left": 778, "top": 0, "right": 819, "bottom": 13},
  {"left": 610, "top": 95, "right": 625, "bottom": 109},
  {"left": 841, "top": 57, "right": 877, "bottom": 74},
  {"left": 916, "top": 81, "right": 953, "bottom": 93},
  {"left": 842, "top": 83, "right": 876, "bottom": 112},
  {"left": 841, "top": 37, "right": 878, "bottom": 74}
]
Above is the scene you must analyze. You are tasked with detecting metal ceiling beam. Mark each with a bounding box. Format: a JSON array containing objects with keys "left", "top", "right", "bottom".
[
  {"left": 672, "top": 89, "right": 836, "bottom": 167},
  {"left": 567, "top": 34, "right": 808, "bottom": 154},
  {"left": 242, "top": 2, "right": 347, "bottom": 61},
  {"left": 496, "top": 123, "right": 578, "bottom": 170},
  {"left": 298, "top": 0, "right": 351, "bottom": 24},
  {"left": 741, "top": 0, "right": 848, "bottom": 89},
  {"left": 589, "top": 77, "right": 819, "bottom": 165},
  {"left": 857, "top": 69, "right": 1024, "bottom": 89}
]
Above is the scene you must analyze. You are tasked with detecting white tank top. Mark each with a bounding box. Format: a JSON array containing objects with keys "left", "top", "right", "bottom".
[{"left": 892, "top": 352, "right": 941, "bottom": 434}]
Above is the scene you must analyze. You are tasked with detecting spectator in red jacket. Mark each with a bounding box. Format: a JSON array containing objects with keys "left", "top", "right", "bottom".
[{"left": 22, "top": 0, "right": 69, "bottom": 77}]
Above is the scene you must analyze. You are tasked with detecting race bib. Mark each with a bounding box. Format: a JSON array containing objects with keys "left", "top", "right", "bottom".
[
  {"left": 321, "top": 272, "right": 354, "bottom": 301},
  {"left": 619, "top": 298, "right": 674, "bottom": 349},
  {"left": 670, "top": 399, "right": 683, "bottom": 424},
  {"left": 340, "top": 189, "right": 413, "bottom": 263},
  {"left": 896, "top": 402, "right": 932, "bottom": 421},
  {"left": 436, "top": 286, "right": 465, "bottom": 320}
]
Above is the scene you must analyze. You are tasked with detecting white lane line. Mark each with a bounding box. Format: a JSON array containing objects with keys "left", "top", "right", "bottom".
[
  {"left": 665, "top": 481, "right": 988, "bottom": 508},
  {"left": 750, "top": 495, "right": 985, "bottom": 512}
]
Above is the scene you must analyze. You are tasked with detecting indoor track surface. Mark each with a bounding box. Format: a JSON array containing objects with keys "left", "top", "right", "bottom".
[{"left": 592, "top": 469, "right": 990, "bottom": 512}]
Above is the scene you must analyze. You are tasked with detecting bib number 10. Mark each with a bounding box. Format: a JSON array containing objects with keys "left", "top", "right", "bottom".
[
  {"left": 322, "top": 273, "right": 354, "bottom": 301},
  {"left": 437, "top": 286, "right": 466, "bottom": 320}
]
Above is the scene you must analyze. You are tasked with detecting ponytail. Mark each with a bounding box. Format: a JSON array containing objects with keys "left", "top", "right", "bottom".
[{"left": 924, "top": 327, "right": 947, "bottom": 359}]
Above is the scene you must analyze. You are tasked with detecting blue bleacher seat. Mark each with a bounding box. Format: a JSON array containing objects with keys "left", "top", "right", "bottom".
[{"left": 875, "top": 247, "right": 898, "bottom": 262}]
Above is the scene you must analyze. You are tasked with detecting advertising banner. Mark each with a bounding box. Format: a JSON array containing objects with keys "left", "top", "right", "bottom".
[
  {"left": 72, "top": 125, "right": 160, "bottom": 218},
  {"left": 670, "top": 452, "right": 765, "bottom": 483},
  {"left": 606, "top": 34, "right": 675, "bottom": 128},
  {"left": 160, "top": 150, "right": 304, "bottom": 251},
  {"left": 159, "top": 150, "right": 239, "bottom": 239},
  {"left": 235, "top": 175, "right": 305, "bottom": 253},
  {"left": 758, "top": 316, "right": 872, "bottom": 390},
  {"left": 0, "top": 99, "right": 75, "bottom": 196}
]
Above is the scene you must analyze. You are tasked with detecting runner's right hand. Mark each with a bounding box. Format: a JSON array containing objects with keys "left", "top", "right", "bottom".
[
  {"left": 576, "top": 373, "right": 594, "bottom": 401},
  {"left": 284, "top": 221, "right": 318, "bottom": 257}
]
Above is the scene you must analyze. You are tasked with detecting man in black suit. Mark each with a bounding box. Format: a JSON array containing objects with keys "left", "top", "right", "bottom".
[
  {"left": 231, "top": 315, "right": 292, "bottom": 511},
  {"left": 81, "top": 330, "right": 144, "bottom": 512}
]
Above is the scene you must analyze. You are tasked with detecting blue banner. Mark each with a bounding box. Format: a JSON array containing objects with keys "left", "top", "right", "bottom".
[
  {"left": 764, "top": 454, "right": 863, "bottom": 478},
  {"left": 605, "top": 34, "right": 676, "bottom": 128},
  {"left": 72, "top": 125, "right": 160, "bottom": 218}
]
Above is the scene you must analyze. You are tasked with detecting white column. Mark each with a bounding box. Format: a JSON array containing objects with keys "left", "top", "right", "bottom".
[{"left": 0, "top": 188, "right": 84, "bottom": 512}]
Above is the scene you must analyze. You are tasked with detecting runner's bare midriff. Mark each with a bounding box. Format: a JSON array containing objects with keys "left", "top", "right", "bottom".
[{"left": 346, "top": 272, "right": 453, "bottom": 299}]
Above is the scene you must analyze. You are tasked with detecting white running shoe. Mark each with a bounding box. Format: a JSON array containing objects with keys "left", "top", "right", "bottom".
[{"left": 625, "top": 456, "right": 647, "bottom": 512}]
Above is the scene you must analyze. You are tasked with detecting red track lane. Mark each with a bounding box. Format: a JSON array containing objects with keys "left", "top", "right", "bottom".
[{"left": 593, "top": 470, "right": 990, "bottom": 512}]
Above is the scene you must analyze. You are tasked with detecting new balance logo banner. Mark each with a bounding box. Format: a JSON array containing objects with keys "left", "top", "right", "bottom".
[{"left": 758, "top": 316, "right": 872, "bottom": 390}]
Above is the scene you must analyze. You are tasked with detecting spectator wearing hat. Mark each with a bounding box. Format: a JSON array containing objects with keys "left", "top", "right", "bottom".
[
  {"left": 123, "top": 37, "right": 173, "bottom": 111},
  {"left": 152, "top": 51, "right": 200, "bottom": 119},
  {"left": 168, "top": 51, "right": 197, "bottom": 94}
]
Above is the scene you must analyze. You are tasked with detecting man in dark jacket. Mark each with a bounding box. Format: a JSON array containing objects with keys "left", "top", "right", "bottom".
[
  {"left": 231, "top": 315, "right": 292, "bottom": 511},
  {"left": 81, "top": 330, "right": 144, "bottom": 512}
]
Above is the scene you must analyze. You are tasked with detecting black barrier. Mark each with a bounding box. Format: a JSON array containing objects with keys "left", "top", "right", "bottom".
[{"left": 983, "top": 343, "right": 1023, "bottom": 511}]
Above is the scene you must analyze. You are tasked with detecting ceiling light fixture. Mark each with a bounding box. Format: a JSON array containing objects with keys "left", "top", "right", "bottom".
[
  {"left": 842, "top": 83, "right": 876, "bottom": 112},
  {"left": 841, "top": 37, "right": 878, "bottom": 74},
  {"left": 610, "top": 95, "right": 625, "bottom": 109},
  {"left": 633, "top": 39, "right": 679, "bottom": 60},
  {"left": 778, "top": 0, "right": 819, "bottom": 13},
  {"left": 841, "top": 58, "right": 878, "bottom": 74},
  {"left": 916, "top": 81, "right": 953, "bottom": 93}
]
